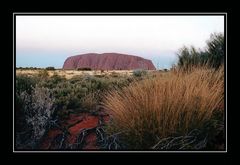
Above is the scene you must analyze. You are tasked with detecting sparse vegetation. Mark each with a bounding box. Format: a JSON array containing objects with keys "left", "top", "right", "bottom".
[
  {"left": 15, "top": 71, "right": 134, "bottom": 149},
  {"left": 38, "top": 69, "right": 49, "bottom": 78}
]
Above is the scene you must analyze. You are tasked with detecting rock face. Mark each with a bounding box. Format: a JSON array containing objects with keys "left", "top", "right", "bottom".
[{"left": 63, "top": 53, "right": 156, "bottom": 70}]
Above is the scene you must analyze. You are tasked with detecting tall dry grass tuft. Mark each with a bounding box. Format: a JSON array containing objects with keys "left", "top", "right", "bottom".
[{"left": 102, "top": 66, "right": 224, "bottom": 149}]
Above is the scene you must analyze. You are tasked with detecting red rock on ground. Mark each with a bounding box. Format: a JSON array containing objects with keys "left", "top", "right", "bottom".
[
  {"left": 40, "top": 110, "right": 110, "bottom": 150},
  {"left": 61, "top": 113, "right": 87, "bottom": 127},
  {"left": 67, "top": 115, "right": 99, "bottom": 144},
  {"left": 63, "top": 53, "right": 156, "bottom": 70}
]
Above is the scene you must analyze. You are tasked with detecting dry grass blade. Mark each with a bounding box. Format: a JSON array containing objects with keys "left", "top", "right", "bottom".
[{"left": 102, "top": 66, "right": 224, "bottom": 149}]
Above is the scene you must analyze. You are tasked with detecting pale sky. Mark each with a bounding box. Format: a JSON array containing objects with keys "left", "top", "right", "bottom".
[{"left": 16, "top": 15, "right": 224, "bottom": 69}]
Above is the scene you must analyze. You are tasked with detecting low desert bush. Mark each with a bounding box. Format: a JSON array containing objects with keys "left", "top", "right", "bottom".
[
  {"left": 17, "top": 86, "right": 55, "bottom": 148},
  {"left": 39, "top": 73, "right": 66, "bottom": 89},
  {"left": 102, "top": 66, "right": 224, "bottom": 149},
  {"left": 16, "top": 75, "right": 38, "bottom": 95},
  {"left": 133, "top": 69, "right": 147, "bottom": 77},
  {"left": 38, "top": 69, "right": 49, "bottom": 79},
  {"left": 46, "top": 66, "right": 55, "bottom": 70},
  {"left": 81, "top": 92, "right": 99, "bottom": 112}
]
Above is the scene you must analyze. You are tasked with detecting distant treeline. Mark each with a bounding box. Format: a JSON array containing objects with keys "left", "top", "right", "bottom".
[
  {"left": 17, "top": 67, "right": 93, "bottom": 71},
  {"left": 16, "top": 66, "right": 57, "bottom": 70}
]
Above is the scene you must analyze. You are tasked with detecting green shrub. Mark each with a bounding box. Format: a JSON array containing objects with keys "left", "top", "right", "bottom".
[
  {"left": 81, "top": 92, "right": 99, "bottom": 112},
  {"left": 16, "top": 75, "right": 39, "bottom": 143},
  {"left": 39, "top": 73, "right": 66, "bottom": 89},
  {"left": 206, "top": 33, "right": 224, "bottom": 68},
  {"left": 133, "top": 69, "right": 147, "bottom": 77},
  {"left": 17, "top": 86, "right": 55, "bottom": 148},
  {"left": 52, "top": 82, "right": 82, "bottom": 110},
  {"left": 177, "top": 33, "right": 224, "bottom": 69},
  {"left": 46, "top": 66, "right": 55, "bottom": 70},
  {"left": 16, "top": 75, "right": 38, "bottom": 95}
]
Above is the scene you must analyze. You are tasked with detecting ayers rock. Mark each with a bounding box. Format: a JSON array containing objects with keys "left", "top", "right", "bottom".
[{"left": 63, "top": 53, "right": 156, "bottom": 70}]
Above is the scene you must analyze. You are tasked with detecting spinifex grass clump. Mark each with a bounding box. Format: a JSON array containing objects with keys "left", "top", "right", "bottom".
[{"left": 102, "top": 66, "right": 224, "bottom": 149}]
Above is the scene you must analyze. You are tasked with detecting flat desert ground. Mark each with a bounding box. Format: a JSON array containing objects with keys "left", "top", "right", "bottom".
[{"left": 16, "top": 69, "right": 137, "bottom": 79}]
